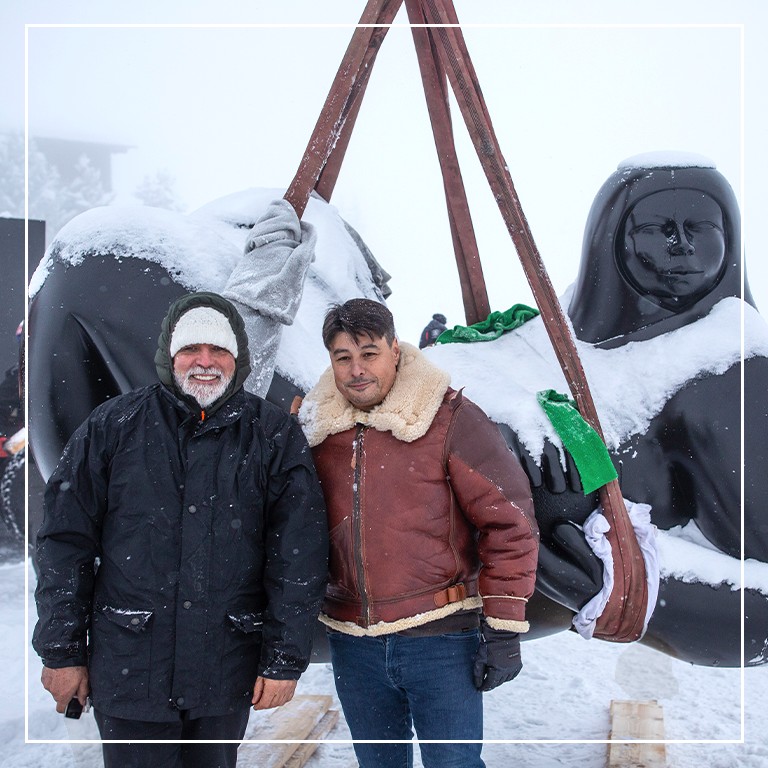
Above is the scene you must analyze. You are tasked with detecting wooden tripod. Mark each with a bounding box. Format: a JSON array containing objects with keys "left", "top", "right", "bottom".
[{"left": 284, "top": 0, "right": 649, "bottom": 643}]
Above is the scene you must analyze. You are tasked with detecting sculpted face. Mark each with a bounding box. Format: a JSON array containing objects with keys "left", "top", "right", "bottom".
[
  {"left": 619, "top": 189, "right": 726, "bottom": 310},
  {"left": 329, "top": 332, "right": 400, "bottom": 411},
  {"left": 173, "top": 343, "right": 236, "bottom": 407}
]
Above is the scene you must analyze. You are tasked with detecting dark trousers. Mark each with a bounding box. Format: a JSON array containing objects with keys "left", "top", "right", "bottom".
[{"left": 94, "top": 708, "right": 250, "bottom": 768}]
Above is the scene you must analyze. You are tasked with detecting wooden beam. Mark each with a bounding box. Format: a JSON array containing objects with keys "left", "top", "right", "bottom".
[
  {"left": 421, "top": 0, "right": 648, "bottom": 642},
  {"left": 238, "top": 694, "right": 337, "bottom": 768},
  {"left": 608, "top": 700, "right": 667, "bottom": 768},
  {"left": 284, "top": 709, "right": 341, "bottom": 768},
  {"left": 284, "top": 0, "right": 404, "bottom": 217},
  {"left": 406, "top": 0, "right": 490, "bottom": 325}
]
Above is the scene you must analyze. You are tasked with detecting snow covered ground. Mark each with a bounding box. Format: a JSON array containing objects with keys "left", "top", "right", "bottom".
[{"left": 4, "top": 558, "right": 766, "bottom": 768}]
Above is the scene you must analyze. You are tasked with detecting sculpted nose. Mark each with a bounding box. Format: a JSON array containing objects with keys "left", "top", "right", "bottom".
[{"left": 669, "top": 224, "right": 694, "bottom": 256}]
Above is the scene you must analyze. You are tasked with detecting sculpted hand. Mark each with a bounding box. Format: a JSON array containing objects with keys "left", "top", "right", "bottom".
[
  {"left": 251, "top": 677, "right": 297, "bottom": 710},
  {"left": 41, "top": 666, "right": 89, "bottom": 713}
]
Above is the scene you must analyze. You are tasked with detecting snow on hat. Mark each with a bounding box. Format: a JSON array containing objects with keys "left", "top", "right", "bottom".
[{"left": 169, "top": 306, "right": 238, "bottom": 359}]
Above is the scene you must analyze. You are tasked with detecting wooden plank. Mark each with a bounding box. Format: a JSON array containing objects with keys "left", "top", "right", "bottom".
[
  {"left": 238, "top": 695, "right": 333, "bottom": 768},
  {"left": 608, "top": 700, "right": 667, "bottom": 768},
  {"left": 284, "top": 709, "right": 341, "bottom": 768}
]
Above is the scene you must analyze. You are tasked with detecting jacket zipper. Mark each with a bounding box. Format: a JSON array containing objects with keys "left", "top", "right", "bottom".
[{"left": 352, "top": 424, "right": 370, "bottom": 626}]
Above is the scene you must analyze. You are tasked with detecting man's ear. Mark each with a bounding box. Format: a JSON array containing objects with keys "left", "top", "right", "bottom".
[{"left": 392, "top": 337, "right": 401, "bottom": 364}]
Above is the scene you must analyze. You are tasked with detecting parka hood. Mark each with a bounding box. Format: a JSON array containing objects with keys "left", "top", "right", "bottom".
[
  {"left": 567, "top": 154, "right": 754, "bottom": 348},
  {"left": 155, "top": 291, "right": 251, "bottom": 416}
]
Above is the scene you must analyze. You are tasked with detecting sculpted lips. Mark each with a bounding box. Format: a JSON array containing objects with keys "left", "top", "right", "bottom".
[
  {"left": 661, "top": 268, "right": 702, "bottom": 276},
  {"left": 637, "top": 255, "right": 702, "bottom": 276}
]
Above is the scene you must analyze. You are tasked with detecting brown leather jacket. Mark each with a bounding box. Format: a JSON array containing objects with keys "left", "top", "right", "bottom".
[{"left": 300, "top": 342, "right": 539, "bottom": 636}]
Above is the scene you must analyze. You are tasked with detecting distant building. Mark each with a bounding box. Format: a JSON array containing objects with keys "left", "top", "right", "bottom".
[
  {"left": 0, "top": 132, "right": 133, "bottom": 245},
  {"left": 33, "top": 135, "right": 131, "bottom": 191}
]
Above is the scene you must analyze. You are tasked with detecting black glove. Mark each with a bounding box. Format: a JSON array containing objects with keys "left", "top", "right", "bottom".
[{"left": 472, "top": 622, "right": 522, "bottom": 692}]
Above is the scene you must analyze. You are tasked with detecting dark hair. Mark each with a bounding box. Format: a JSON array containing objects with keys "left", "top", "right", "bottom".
[{"left": 322, "top": 298, "right": 396, "bottom": 349}]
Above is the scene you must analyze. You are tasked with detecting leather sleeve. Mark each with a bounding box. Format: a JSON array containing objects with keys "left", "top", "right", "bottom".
[{"left": 445, "top": 393, "right": 539, "bottom": 630}]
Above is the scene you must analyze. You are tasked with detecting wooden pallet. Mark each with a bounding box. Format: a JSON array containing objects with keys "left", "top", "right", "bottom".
[
  {"left": 237, "top": 694, "right": 341, "bottom": 768},
  {"left": 608, "top": 699, "right": 667, "bottom": 768}
]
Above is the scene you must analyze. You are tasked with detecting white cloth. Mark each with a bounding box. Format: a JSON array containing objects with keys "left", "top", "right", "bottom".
[{"left": 572, "top": 499, "right": 659, "bottom": 639}]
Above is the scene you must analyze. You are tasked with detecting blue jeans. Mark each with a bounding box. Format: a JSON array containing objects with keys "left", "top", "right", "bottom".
[{"left": 328, "top": 630, "right": 485, "bottom": 768}]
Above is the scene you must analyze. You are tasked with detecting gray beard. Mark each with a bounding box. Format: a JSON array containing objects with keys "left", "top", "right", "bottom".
[{"left": 174, "top": 366, "right": 233, "bottom": 408}]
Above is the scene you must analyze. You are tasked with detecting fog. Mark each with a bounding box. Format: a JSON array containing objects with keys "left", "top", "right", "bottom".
[{"left": 1, "top": 0, "right": 765, "bottom": 341}]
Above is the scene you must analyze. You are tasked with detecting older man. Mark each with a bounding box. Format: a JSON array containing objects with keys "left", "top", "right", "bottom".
[
  {"left": 298, "top": 298, "right": 539, "bottom": 768},
  {"left": 33, "top": 291, "right": 328, "bottom": 768}
]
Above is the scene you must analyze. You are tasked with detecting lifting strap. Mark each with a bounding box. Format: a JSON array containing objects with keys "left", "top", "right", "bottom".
[{"left": 283, "top": 0, "right": 648, "bottom": 643}]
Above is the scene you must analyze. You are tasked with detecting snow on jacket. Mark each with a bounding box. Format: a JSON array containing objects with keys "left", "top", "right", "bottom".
[
  {"left": 33, "top": 292, "right": 328, "bottom": 722},
  {"left": 299, "top": 341, "right": 539, "bottom": 636}
]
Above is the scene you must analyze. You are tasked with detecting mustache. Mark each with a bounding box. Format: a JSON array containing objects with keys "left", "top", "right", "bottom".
[{"left": 183, "top": 365, "right": 224, "bottom": 381}]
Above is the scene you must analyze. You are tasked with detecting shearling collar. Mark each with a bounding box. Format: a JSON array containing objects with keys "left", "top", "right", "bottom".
[{"left": 299, "top": 342, "right": 451, "bottom": 447}]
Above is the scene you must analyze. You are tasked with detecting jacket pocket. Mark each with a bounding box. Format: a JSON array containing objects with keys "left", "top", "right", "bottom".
[
  {"left": 221, "top": 611, "right": 263, "bottom": 699},
  {"left": 327, "top": 516, "right": 358, "bottom": 599},
  {"left": 90, "top": 606, "right": 154, "bottom": 703}
]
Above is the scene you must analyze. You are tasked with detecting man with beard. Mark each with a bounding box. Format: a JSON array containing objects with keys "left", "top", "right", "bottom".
[{"left": 33, "top": 290, "right": 328, "bottom": 768}]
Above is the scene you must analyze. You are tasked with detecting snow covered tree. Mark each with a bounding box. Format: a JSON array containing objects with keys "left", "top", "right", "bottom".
[
  {"left": 0, "top": 133, "right": 115, "bottom": 241},
  {"left": 134, "top": 169, "right": 185, "bottom": 211},
  {"left": 0, "top": 134, "right": 25, "bottom": 216},
  {"left": 56, "top": 154, "right": 113, "bottom": 230}
]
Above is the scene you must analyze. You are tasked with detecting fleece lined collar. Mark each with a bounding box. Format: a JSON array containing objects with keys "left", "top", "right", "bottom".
[{"left": 299, "top": 342, "right": 451, "bottom": 447}]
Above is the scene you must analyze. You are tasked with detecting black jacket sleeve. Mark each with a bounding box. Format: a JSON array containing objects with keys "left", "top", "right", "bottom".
[
  {"left": 258, "top": 415, "right": 328, "bottom": 678},
  {"left": 32, "top": 413, "right": 110, "bottom": 668}
]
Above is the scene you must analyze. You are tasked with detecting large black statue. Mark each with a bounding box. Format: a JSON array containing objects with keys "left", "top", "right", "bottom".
[
  {"left": 430, "top": 154, "right": 767, "bottom": 666},
  {"left": 27, "top": 158, "right": 768, "bottom": 667},
  {"left": 568, "top": 155, "right": 767, "bottom": 665}
]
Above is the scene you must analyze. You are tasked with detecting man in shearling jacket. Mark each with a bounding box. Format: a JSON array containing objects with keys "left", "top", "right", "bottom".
[{"left": 298, "top": 298, "right": 539, "bottom": 768}]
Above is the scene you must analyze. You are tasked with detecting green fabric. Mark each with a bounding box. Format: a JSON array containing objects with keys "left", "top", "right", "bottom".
[
  {"left": 436, "top": 303, "right": 540, "bottom": 344},
  {"left": 536, "top": 389, "right": 618, "bottom": 495}
]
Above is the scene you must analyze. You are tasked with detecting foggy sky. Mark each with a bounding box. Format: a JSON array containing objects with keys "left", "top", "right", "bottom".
[{"left": 1, "top": 0, "right": 766, "bottom": 342}]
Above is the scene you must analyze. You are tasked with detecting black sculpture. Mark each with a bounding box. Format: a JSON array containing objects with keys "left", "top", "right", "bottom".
[
  {"left": 27, "top": 158, "right": 767, "bottom": 667},
  {"left": 529, "top": 155, "right": 767, "bottom": 665}
]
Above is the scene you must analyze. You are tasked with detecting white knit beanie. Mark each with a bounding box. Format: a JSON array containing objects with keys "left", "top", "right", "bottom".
[{"left": 170, "top": 306, "right": 238, "bottom": 359}]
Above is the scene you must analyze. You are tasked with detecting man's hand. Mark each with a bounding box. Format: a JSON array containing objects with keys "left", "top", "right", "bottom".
[
  {"left": 251, "top": 677, "right": 297, "bottom": 711},
  {"left": 472, "top": 624, "right": 523, "bottom": 692},
  {"left": 41, "top": 666, "right": 89, "bottom": 713}
]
